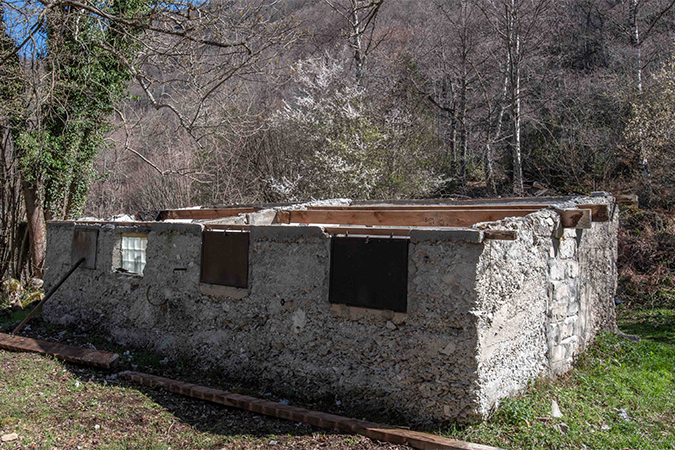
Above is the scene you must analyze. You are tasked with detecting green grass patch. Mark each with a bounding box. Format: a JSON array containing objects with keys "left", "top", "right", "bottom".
[
  {"left": 0, "top": 302, "right": 673, "bottom": 449},
  {"left": 618, "top": 307, "right": 675, "bottom": 346},
  {"left": 0, "top": 307, "right": 33, "bottom": 328},
  {"left": 450, "top": 311, "right": 675, "bottom": 449}
]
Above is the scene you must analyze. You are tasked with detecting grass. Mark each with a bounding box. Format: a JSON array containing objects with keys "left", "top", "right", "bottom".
[
  {"left": 0, "top": 308, "right": 673, "bottom": 449},
  {"left": 0, "top": 349, "right": 395, "bottom": 449},
  {"left": 450, "top": 308, "right": 675, "bottom": 449},
  {"left": 0, "top": 316, "right": 402, "bottom": 450}
]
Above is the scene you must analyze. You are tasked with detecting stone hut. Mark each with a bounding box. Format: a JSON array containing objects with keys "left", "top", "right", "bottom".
[{"left": 43, "top": 193, "right": 619, "bottom": 424}]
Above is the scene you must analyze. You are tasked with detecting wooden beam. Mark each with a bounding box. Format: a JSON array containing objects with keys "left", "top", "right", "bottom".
[
  {"left": 157, "top": 207, "right": 259, "bottom": 221},
  {"left": 556, "top": 209, "right": 592, "bottom": 229},
  {"left": 286, "top": 209, "right": 541, "bottom": 227},
  {"left": 577, "top": 204, "right": 609, "bottom": 222},
  {"left": 322, "top": 226, "right": 517, "bottom": 241},
  {"left": 309, "top": 204, "right": 551, "bottom": 211},
  {"left": 615, "top": 194, "right": 638, "bottom": 205},
  {"left": 205, "top": 224, "right": 517, "bottom": 241},
  {"left": 310, "top": 204, "right": 610, "bottom": 222},
  {"left": 121, "top": 371, "right": 503, "bottom": 450},
  {"left": 203, "top": 224, "right": 251, "bottom": 231},
  {"left": 0, "top": 333, "right": 120, "bottom": 369},
  {"left": 483, "top": 229, "right": 518, "bottom": 240}
]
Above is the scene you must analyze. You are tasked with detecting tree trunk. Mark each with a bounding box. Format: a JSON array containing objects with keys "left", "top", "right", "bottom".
[
  {"left": 510, "top": 0, "right": 524, "bottom": 196},
  {"left": 459, "top": 71, "right": 468, "bottom": 186},
  {"left": 22, "top": 183, "right": 46, "bottom": 278},
  {"left": 484, "top": 64, "right": 509, "bottom": 197},
  {"left": 630, "top": 0, "right": 652, "bottom": 208},
  {"left": 352, "top": 5, "right": 364, "bottom": 85}
]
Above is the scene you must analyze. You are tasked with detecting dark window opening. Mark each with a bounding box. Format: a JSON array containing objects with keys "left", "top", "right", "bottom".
[
  {"left": 72, "top": 228, "right": 98, "bottom": 270},
  {"left": 329, "top": 236, "right": 409, "bottom": 313},
  {"left": 200, "top": 230, "right": 249, "bottom": 288}
]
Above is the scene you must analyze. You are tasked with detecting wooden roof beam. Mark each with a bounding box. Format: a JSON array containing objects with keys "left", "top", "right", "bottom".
[{"left": 308, "top": 204, "right": 609, "bottom": 222}]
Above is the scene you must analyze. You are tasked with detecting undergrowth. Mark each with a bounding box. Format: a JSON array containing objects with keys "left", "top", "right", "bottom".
[{"left": 617, "top": 206, "right": 675, "bottom": 309}]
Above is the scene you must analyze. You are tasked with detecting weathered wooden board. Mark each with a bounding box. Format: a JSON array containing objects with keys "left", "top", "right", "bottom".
[
  {"left": 281, "top": 208, "right": 592, "bottom": 228},
  {"left": 0, "top": 333, "right": 119, "bottom": 369},
  {"left": 121, "top": 371, "right": 503, "bottom": 450},
  {"left": 309, "top": 204, "right": 552, "bottom": 211},
  {"left": 614, "top": 194, "right": 638, "bottom": 205},
  {"left": 309, "top": 204, "right": 609, "bottom": 222},
  {"left": 281, "top": 209, "right": 536, "bottom": 227},
  {"left": 204, "top": 224, "right": 517, "bottom": 240},
  {"left": 556, "top": 208, "right": 592, "bottom": 229}
]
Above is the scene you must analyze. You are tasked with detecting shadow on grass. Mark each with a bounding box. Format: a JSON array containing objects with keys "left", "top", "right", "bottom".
[
  {"left": 0, "top": 306, "right": 31, "bottom": 329},
  {"left": 618, "top": 308, "right": 675, "bottom": 347},
  {"left": 0, "top": 307, "right": 382, "bottom": 444}
]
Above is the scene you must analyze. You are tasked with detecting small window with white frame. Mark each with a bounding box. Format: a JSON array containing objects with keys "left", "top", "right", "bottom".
[{"left": 120, "top": 233, "right": 148, "bottom": 275}]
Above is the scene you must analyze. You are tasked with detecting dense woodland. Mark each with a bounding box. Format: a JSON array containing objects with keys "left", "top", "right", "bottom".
[{"left": 1, "top": 0, "right": 675, "bottom": 280}]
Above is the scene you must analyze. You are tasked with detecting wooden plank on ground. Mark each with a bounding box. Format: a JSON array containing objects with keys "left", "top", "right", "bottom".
[
  {"left": 120, "top": 371, "right": 503, "bottom": 450},
  {"left": 157, "top": 207, "right": 259, "bottom": 221},
  {"left": 0, "top": 333, "right": 119, "bottom": 369}
]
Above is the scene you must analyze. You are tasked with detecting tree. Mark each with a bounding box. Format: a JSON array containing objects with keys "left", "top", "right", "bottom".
[
  {"left": 324, "top": 0, "right": 384, "bottom": 84},
  {"left": 1, "top": 0, "right": 146, "bottom": 276},
  {"left": 0, "top": 0, "right": 298, "bottom": 276},
  {"left": 267, "top": 55, "right": 444, "bottom": 200},
  {"left": 625, "top": 58, "right": 675, "bottom": 208},
  {"left": 480, "top": 0, "right": 555, "bottom": 195},
  {"left": 0, "top": 8, "right": 29, "bottom": 279}
]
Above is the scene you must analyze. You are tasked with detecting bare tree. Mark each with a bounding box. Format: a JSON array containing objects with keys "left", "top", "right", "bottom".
[
  {"left": 480, "top": 0, "right": 555, "bottom": 195},
  {"left": 324, "top": 0, "right": 384, "bottom": 84}
]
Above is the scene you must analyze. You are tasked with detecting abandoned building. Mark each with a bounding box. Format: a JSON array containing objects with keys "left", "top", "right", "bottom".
[{"left": 42, "top": 193, "right": 619, "bottom": 424}]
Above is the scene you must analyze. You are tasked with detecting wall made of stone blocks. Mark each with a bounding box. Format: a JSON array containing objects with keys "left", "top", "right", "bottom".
[{"left": 473, "top": 196, "right": 619, "bottom": 415}]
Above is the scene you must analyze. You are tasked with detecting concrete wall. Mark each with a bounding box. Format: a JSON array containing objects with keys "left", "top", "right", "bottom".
[
  {"left": 44, "top": 223, "right": 487, "bottom": 425},
  {"left": 42, "top": 195, "right": 618, "bottom": 425}
]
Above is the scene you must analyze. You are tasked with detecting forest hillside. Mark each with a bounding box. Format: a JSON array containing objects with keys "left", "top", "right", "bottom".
[{"left": 2, "top": 0, "right": 675, "bottom": 278}]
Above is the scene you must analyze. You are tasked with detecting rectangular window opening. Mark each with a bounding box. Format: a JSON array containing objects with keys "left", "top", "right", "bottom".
[
  {"left": 120, "top": 234, "right": 148, "bottom": 275},
  {"left": 329, "top": 236, "right": 409, "bottom": 313},
  {"left": 72, "top": 228, "right": 98, "bottom": 270},
  {"left": 200, "top": 230, "right": 249, "bottom": 288}
]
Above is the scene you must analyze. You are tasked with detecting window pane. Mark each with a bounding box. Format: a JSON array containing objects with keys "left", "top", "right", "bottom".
[{"left": 121, "top": 235, "right": 148, "bottom": 274}]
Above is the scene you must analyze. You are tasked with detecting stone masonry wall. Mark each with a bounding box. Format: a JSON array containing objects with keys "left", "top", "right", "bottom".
[
  {"left": 474, "top": 211, "right": 555, "bottom": 417},
  {"left": 473, "top": 195, "right": 618, "bottom": 415},
  {"left": 44, "top": 223, "right": 487, "bottom": 425}
]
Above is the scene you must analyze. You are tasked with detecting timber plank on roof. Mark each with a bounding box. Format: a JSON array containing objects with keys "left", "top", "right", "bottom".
[
  {"left": 308, "top": 204, "right": 609, "bottom": 222},
  {"left": 282, "top": 209, "right": 541, "bottom": 228},
  {"left": 277, "top": 208, "right": 592, "bottom": 229}
]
